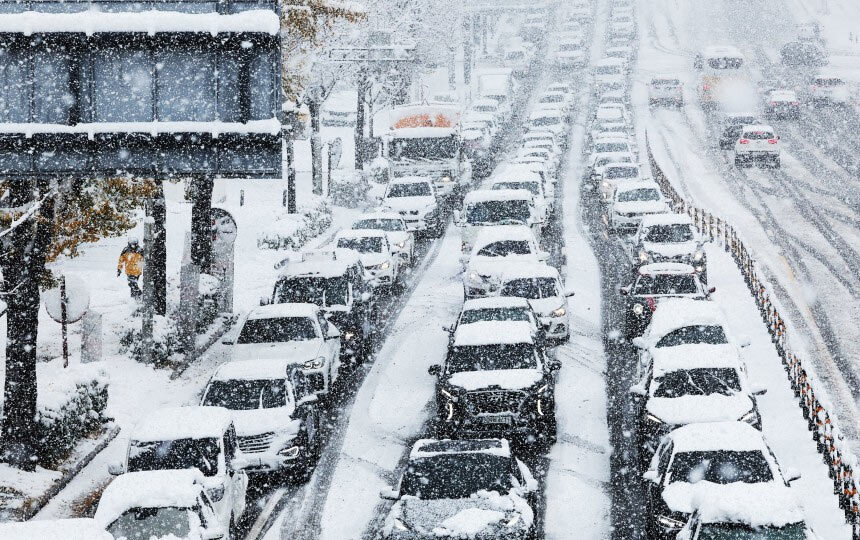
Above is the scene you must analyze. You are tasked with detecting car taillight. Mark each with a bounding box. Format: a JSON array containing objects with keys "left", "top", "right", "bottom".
[
  {"left": 739, "top": 139, "right": 750, "bottom": 144},
  {"left": 769, "top": 102, "right": 776, "bottom": 106},
  {"left": 767, "top": 139, "right": 778, "bottom": 144},
  {"left": 791, "top": 101, "right": 799, "bottom": 105},
  {"left": 812, "top": 85, "right": 817, "bottom": 91},
  {"left": 703, "top": 83, "right": 711, "bottom": 91}
]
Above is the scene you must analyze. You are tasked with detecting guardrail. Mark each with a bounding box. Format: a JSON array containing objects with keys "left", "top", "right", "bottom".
[{"left": 645, "top": 133, "right": 860, "bottom": 538}]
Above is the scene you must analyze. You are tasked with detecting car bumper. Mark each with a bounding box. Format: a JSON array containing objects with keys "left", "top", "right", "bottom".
[
  {"left": 611, "top": 214, "right": 643, "bottom": 231},
  {"left": 366, "top": 266, "right": 397, "bottom": 287},
  {"left": 735, "top": 152, "right": 779, "bottom": 162},
  {"left": 539, "top": 315, "right": 569, "bottom": 339},
  {"left": 464, "top": 281, "right": 500, "bottom": 299}
]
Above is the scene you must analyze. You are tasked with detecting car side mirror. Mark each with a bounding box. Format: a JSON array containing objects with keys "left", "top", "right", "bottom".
[
  {"left": 221, "top": 338, "right": 234, "bottom": 345},
  {"left": 631, "top": 337, "right": 647, "bottom": 349},
  {"left": 642, "top": 470, "right": 658, "bottom": 483},
  {"left": 708, "top": 286, "right": 717, "bottom": 294},
  {"left": 108, "top": 461, "right": 126, "bottom": 476},
  {"left": 379, "top": 487, "right": 399, "bottom": 500},
  {"left": 259, "top": 296, "right": 271, "bottom": 306},
  {"left": 201, "top": 528, "right": 226, "bottom": 540},
  {"left": 786, "top": 469, "right": 801, "bottom": 483},
  {"left": 751, "top": 385, "right": 768, "bottom": 396},
  {"left": 428, "top": 364, "right": 442, "bottom": 376},
  {"left": 548, "top": 359, "right": 562, "bottom": 371},
  {"left": 738, "top": 336, "right": 751, "bottom": 348},
  {"left": 619, "top": 285, "right": 631, "bottom": 296}
]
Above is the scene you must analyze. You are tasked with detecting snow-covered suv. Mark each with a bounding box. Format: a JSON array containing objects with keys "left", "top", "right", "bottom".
[
  {"left": 630, "top": 214, "right": 706, "bottom": 277},
  {"left": 462, "top": 225, "right": 548, "bottom": 299},
  {"left": 381, "top": 177, "right": 444, "bottom": 237},
  {"left": 352, "top": 212, "right": 415, "bottom": 267},
  {"left": 734, "top": 125, "right": 780, "bottom": 168},
  {"left": 428, "top": 320, "right": 560, "bottom": 444},
  {"left": 648, "top": 76, "right": 684, "bottom": 107},
  {"left": 499, "top": 262, "right": 575, "bottom": 342},
  {"left": 336, "top": 229, "right": 402, "bottom": 289},
  {"left": 379, "top": 439, "right": 538, "bottom": 539},
  {"left": 809, "top": 74, "right": 850, "bottom": 107},
  {"left": 609, "top": 181, "right": 669, "bottom": 233}
]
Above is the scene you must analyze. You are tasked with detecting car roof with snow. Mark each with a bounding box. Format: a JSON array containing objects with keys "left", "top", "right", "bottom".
[
  {"left": 0, "top": 519, "right": 113, "bottom": 540},
  {"left": 529, "top": 109, "right": 564, "bottom": 120},
  {"left": 277, "top": 249, "right": 362, "bottom": 279},
  {"left": 595, "top": 57, "right": 626, "bottom": 67},
  {"left": 690, "top": 483, "right": 803, "bottom": 527},
  {"left": 500, "top": 262, "right": 560, "bottom": 281},
  {"left": 389, "top": 175, "right": 435, "bottom": 185},
  {"left": 464, "top": 188, "right": 533, "bottom": 204},
  {"left": 462, "top": 296, "right": 531, "bottom": 311},
  {"left": 410, "top": 438, "right": 511, "bottom": 459},
  {"left": 640, "top": 213, "right": 694, "bottom": 227},
  {"left": 651, "top": 344, "right": 743, "bottom": 377},
  {"left": 638, "top": 262, "right": 697, "bottom": 275},
  {"left": 648, "top": 297, "right": 727, "bottom": 337},
  {"left": 95, "top": 470, "right": 205, "bottom": 526},
  {"left": 667, "top": 421, "right": 766, "bottom": 452},
  {"left": 741, "top": 124, "right": 775, "bottom": 132},
  {"left": 453, "top": 320, "right": 535, "bottom": 347},
  {"left": 472, "top": 98, "right": 500, "bottom": 107},
  {"left": 353, "top": 211, "right": 405, "bottom": 224},
  {"left": 473, "top": 225, "right": 536, "bottom": 247},
  {"left": 336, "top": 228, "right": 389, "bottom": 240},
  {"left": 616, "top": 180, "right": 662, "bottom": 193},
  {"left": 703, "top": 45, "right": 744, "bottom": 58},
  {"left": 211, "top": 358, "right": 299, "bottom": 382},
  {"left": 131, "top": 406, "right": 232, "bottom": 442},
  {"left": 247, "top": 302, "right": 320, "bottom": 321}
]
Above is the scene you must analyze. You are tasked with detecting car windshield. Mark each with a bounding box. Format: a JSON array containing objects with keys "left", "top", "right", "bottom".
[
  {"left": 707, "top": 57, "right": 743, "bottom": 69},
  {"left": 474, "top": 105, "right": 495, "bottom": 112},
  {"left": 540, "top": 95, "right": 564, "bottom": 103},
  {"left": 203, "top": 379, "right": 288, "bottom": 410},
  {"left": 237, "top": 317, "right": 317, "bottom": 343},
  {"left": 653, "top": 368, "right": 742, "bottom": 398},
  {"left": 814, "top": 78, "right": 843, "bottom": 86},
  {"left": 696, "top": 522, "right": 807, "bottom": 540},
  {"left": 644, "top": 224, "right": 694, "bottom": 243},
  {"left": 657, "top": 325, "right": 728, "bottom": 347},
  {"left": 128, "top": 437, "right": 220, "bottom": 477},
  {"left": 634, "top": 274, "right": 698, "bottom": 295},
  {"left": 653, "top": 79, "right": 680, "bottom": 86},
  {"left": 391, "top": 136, "right": 457, "bottom": 160},
  {"left": 386, "top": 182, "right": 432, "bottom": 198},
  {"left": 532, "top": 116, "right": 560, "bottom": 126},
  {"left": 594, "top": 65, "right": 621, "bottom": 75},
  {"left": 338, "top": 236, "right": 383, "bottom": 254},
  {"left": 493, "top": 182, "right": 540, "bottom": 195},
  {"left": 618, "top": 188, "right": 660, "bottom": 202},
  {"left": 275, "top": 277, "right": 349, "bottom": 308},
  {"left": 506, "top": 51, "right": 525, "bottom": 60},
  {"left": 466, "top": 200, "right": 530, "bottom": 225},
  {"left": 476, "top": 240, "right": 533, "bottom": 257},
  {"left": 400, "top": 454, "right": 513, "bottom": 499},
  {"left": 501, "top": 277, "right": 559, "bottom": 300},
  {"left": 106, "top": 507, "right": 191, "bottom": 540},
  {"left": 669, "top": 450, "right": 773, "bottom": 484},
  {"left": 448, "top": 343, "right": 538, "bottom": 373},
  {"left": 353, "top": 219, "right": 405, "bottom": 232},
  {"left": 595, "top": 142, "right": 628, "bottom": 153},
  {"left": 560, "top": 43, "right": 581, "bottom": 51},
  {"left": 743, "top": 131, "right": 774, "bottom": 140},
  {"left": 460, "top": 307, "right": 531, "bottom": 325},
  {"left": 606, "top": 167, "right": 638, "bottom": 179},
  {"left": 597, "top": 156, "right": 631, "bottom": 167}
]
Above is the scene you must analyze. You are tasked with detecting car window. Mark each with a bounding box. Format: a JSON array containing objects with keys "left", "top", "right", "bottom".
[
  {"left": 493, "top": 182, "right": 540, "bottom": 195},
  {"left": 107, "top": 508, "right": 192, "bottom": 540},
  {"left": 656, "top": 325, "right": 728, "bottom": 347},
  {"left": 400, "top": 454, "right": 513, "bottom": 499},
  {"left": 448, "top": 343, "right": 539, "bottom": 373},
  {"left": 653, "top": 368, "right": 742, "bottom": 398},
  {"left": 669, "top": 450, "right": 773, "bottom": 484},
  {"left": 476, "top": 240, "right": 533, "bottom": 257},
  {"left": 466, "top": 200, "right": 530, "bottom": 225},
  {"left": 337, "top": 236, "right": 383, "bottom": 254},
  {"left": 237, "top": 317, "right": 318, "bottom": 343},
  {"left": 128, "top": 437, "right": 220, "bottom": 477},
  {"left": 595, "top": 142, "right": 628, "bottom": 153},
  {"left": 643, "top": 224, "right": 693, "bottom": 243},
  {"left": 696, "top": 522, "right": 807, "bottom": 540},
  {"left": 532, "top": 116, "right": 560, "bottom": 126},
  {"left": 618, "top": 188, "right": 660, "bottom": 202},
  {"left": 275, "top": 276, "right": 348, "bottom": 308},
  {"left": 203, "top": 379, "right": 288, "bottom": 410},
  {"left": 606, "top": 167, "right": 638, "bottom": 179},
  {"left": 742, "top": 131, "right": 774, "bottom": 140},
  {"left": 501, "top": 277, "right": 559, "bottom": 300},
  {"left": 353, "top": 218, "right": 405, "bottom": 232},
  {"left": 634, "top": 274, "right": 698, "bottom": 295},
  {"left": 460, "top": 307, "right": 531, "bottom": 325}
]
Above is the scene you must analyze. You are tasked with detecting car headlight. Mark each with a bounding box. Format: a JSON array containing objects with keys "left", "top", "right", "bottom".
[
  {"left": 304, "top": 356, "right": 326, "bottom": 369},
  {"left": 632, "top": 303, "right": 644, "bottom": 315},
  {"left": 439, "top": 175, "right": 453, "bottom": 183},
  {"left": 278, "top": 445, "right": 300, "bottom": 458},
  {"left": 738, "top": 410, "right": 758, "bottom": 425},
  {"left": 645, "top": 413, "right": 664, "bottom": 425},
  {"left": 638, "top": 250, "right": 649, "bottom": 262},
  {"left": 344, "top": 331, "right": 355, "bottom": 341},
  {"left": 656, "top": 515, "right": 685, "bottom": 530},
  {"left": 601, "top": 181, "right": 610, "bottom": 189},
  {"left": 694, "top": 250, "right": 704, "bottom": 261},
  {"left": 552, "top": 306, "right": 566, "bottom": 317},
  {"left": 506, "top": 514, "right": 521, "bottom": 528},
  {"left": 396, "top": 241, "right": 406, "bottom": 249}
]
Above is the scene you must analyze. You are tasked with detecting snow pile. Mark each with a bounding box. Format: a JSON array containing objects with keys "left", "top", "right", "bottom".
[
  {"left": 257, "top": 199, "right": 333, "bottom": 251},
  {"left": 94, "top": 469, "right": 204, "bottom": 526},
  {"left": 0, "top": 517, "right": 112, "bottom": 540},
  {"left": 448, "top": 369, "right": 543, "bottom": 391},
  {"left": 432, "top": 507, "right": 506, "bottom": 538},
  {"left": 689, "top": 482, "right": 803, "bottom": 528}
]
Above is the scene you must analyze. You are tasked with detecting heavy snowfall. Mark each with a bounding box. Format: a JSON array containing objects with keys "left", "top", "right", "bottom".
[{"left": 0, "top": 0, "right": 858, "bottom": 539}]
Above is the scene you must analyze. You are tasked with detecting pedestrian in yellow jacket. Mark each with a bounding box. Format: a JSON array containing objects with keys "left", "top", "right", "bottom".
[{"left": 117, "top": 237, "right": 144, "bottom": 298}]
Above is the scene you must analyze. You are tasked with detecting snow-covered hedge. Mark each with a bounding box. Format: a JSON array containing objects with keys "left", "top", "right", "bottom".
[
  {"left": 257, "top": 199, "right": 332, "bottom": 250},
  {"left": 329, "top": 169, "right": 370, "bottom": 208},
  {"left": 34, "top": 361, "right": 109, "bottom": 465}
]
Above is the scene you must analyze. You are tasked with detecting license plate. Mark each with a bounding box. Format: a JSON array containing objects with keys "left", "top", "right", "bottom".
[{"left": 481, "top": 415, "right": 513, "bottom": 425}]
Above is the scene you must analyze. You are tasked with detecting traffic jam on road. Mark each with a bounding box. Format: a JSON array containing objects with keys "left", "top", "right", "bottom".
[{"left": 4, "top": 0, "right": 859, "bottom": 539}]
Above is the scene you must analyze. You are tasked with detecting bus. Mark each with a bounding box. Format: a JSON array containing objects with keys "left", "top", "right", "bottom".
[{"left": 694, "top": 46, "right": 750, "bottom": 109}]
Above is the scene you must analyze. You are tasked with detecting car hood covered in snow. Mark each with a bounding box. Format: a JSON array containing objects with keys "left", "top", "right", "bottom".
[
  {"left": 613, "top": 200, "right": 667, "bottom": 215},
  {"left": 528, "top": 297, "right": 564, "bottom": 318},
  {"left": 646, "top": 394, "right": 755, "bottom": 426},
  {"left": 231, "top": 339, "right": 323, "bottom": 362},
  {"left": 383, "top": 196, "right": 436, "bottom": 213},
  {"left": 230, "top": 407, "right": 302, "bottom": 438},
  {"left": 384, "top": 490, "right": 534, "bottom": 539},
  {"left": 468, "top": 255, "right": 540, "bottom": 278},
  {"left": 642, "top": 240, "right": 699, "bottom": 258},
  {"left": 448, "top": 369, "right": 543, "bottom": 391}
]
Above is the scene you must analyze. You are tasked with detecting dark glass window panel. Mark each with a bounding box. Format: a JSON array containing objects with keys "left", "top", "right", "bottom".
[
  {"left": 217, "top": 53, "right": 242, "bottom": 122},
  {"left": 249, "top": 49, "right": 275, "bottom": 120},
  {"left": 0, "top": 49, "right": 29, "bottom": 122},
  {"left": 33, "top": 50, "right": 72, "bottom": 123},
  {"left": 93, "top": 49, "right": 153, "bottom": 122},
  {"left": 156, "top": 50, "right": 216, "bottom": 121}
]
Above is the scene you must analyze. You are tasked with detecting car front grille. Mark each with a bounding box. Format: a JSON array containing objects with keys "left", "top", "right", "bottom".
[
  {"left": 308, "top": 373, "right": 325, "bottom": 393},
  {"left": 466, "top": 390, "right": 526, "bottom": 415},
  {"left": 238, "top": 432, "right": 276, "bottom": 454}
]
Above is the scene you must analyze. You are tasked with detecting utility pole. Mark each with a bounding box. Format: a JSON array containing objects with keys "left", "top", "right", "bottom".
[
  {"left": 306, "top": 85, "right": 326, "bottom": 196},
  {"left": 355, "top": 69, "right": 369, "bottom": 170}
]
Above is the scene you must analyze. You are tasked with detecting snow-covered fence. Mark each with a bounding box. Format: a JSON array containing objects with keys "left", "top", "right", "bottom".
[{"left": 645, "top": 134, "right": 860, "bottom": 538}]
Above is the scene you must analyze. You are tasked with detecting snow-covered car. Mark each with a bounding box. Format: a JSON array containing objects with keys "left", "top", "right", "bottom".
[
  {"left": 536, "top": 90, "right": 573, "bottom": 115},
  {"left": 591, "top": 152, "right": 636, "bottom": 185},
  {"left": 765, "top": 89, "right": 800, "bottom": 119},
  {"left": 379, "top": 439, "right": 538, "bottom": 539},
  {"left": 718, "top": 112, "right": 759, "bottom": 149},
  {"left": 597, "top": 88, "right": 629, "bottom": 107},
  {"left": 809, "top": 73, "right": 850, "bottom": 107},
  {"left": 428, "top": 321, "right": 560, "bottom": 442},
  {"left": 457, "top": 189, "right": 541, "bottom": 253},
  {"left": 609, "top": 181, "right": 669, "bottom": 233},
  {"left": 643, "top": 422, "right": 800, "bottom": 539},
  {"left": 589, "top": 120, "right": 631, "bottom": 145},
  {"left": 781, "top": 40, "right": 827, "bottom": 67},
  {"left": 462, "top": 225, "right": 548, "bottom": 299},
  {"left": 321, "top": 89, "right": 357, "bottom": 127},
  {"left": 96, "top": 470, "right": 229, "bottom": 540},
  {"left": 0, "top": 519, "right": 112, "bottom": 540},
  {"left": 620, "top": 263, "right": 713, "bottom": 338},
  {"left": 462, "top": 125, "right": 494, "bottom": 162},
  {"left": 271, "top": 249, "right": 374, "bottom": 362},
  {"left": 630, "top": 343, "right": 765, "bottom": 459},
  {"left": 594, "top": 103, "right": 629, "bottom": 123},
  {"left": 599, "top": 162, "right": 642, "bottom": 202},
  {"left": 109, "top": 406, "right": 248, "bottom": 530},
  {"left": 592, "top": 58, "right": 627, "bottom": 92},
  {"left": 609, "top": 13, "right": 636, "bottom": 38},
  {"left": 552, "top": 39, "right": 587, "bottom": 69},
  {"left": 734, "top": 124, "right": 780, "bottom": 168},
  {"left": 464, "top": 111, "right": 499, "bottom": 140},
  {"left": 470, "top": 98, "right": 502, "bottom": 123},
  {"left": 381, "top": 177, "right": 444, "bottom": 237},
  {"left": 546, "top": 81, "right": 574, "bottom": 96},
  {"left": 677, "top": 483, "right": 820, "bottom": 540},
  {"left": 648, "top": 76, "right": 684, "bottom": 107},
  {"left": 224, "top": 303, "right": 341, "bottom": 396},
  {"left": 528, "top": 109, "right": 568, "bottom": 142},
  {"left": 503, "top": 46, "right": 530, "bottom": 76},
  {"left": 448, "top": 296, "right": 545, "bottom": 349},
  {"left": 352, "top": 212, "right": 415, "bottom": 267},
  {"left": 201, "top": 360, "right": 322, "bottom": 475},
  {"left": 521, "top": 140, "right": 563, "bottom": 179},
  {"left": 605, "top": 45, "right": 635, "bottom": 64},
  {"left": 588, "top": 137, "right": 635, "bottom": 177},
  {"left": 336, "top": 229, "right": 401, "bottom": 288},
  {"left": 489, "top": 175, "right": 550, "bottom": 223},
  {"left": 629, "top": 214, "right": 706, "bottom": 275},
  {"left": 499, "top": 262, "right": 575, "bottom": 342}
]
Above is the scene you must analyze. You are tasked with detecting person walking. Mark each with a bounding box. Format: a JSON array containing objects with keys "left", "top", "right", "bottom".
[{"left": 117, "top": 237, "right": 144, "bottom": 299}]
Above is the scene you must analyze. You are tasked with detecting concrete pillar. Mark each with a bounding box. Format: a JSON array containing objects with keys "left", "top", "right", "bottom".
[{"left": 81, "top": 310, "right": 103, "bottom": 364}]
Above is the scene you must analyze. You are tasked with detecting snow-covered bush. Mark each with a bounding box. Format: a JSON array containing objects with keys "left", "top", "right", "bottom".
[
  {"left": 34, "top": 361, "right": 109, "bottom": 466},
  {"left": 329, "top": 169, "right": 370, "bottom": 208},
  {"left": 257, "top": 200, "right": 333, "bottom": 250},
  {"left": 119, "top": 314, "right": 181, "bottom": 367},
  {"left": 366, "top": 156, "right": 391, "bottom": 184},
  {"left": 196, "top": 273, "right": 222, "bottom": 332}
]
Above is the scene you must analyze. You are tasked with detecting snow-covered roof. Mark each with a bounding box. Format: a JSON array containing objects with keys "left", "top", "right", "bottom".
[
  {"left": 651, "top": 344, "right": 743, "bottom": 377},
  {"left": 473, "top": 225, "right": 536, "bottom": 247},
  {"left": 495, "top": 163, "right": 545, "bottom": 179},
  {"left": 741, "top": 124, "right": 775, "bottom": 133},
  {"left": 595, "top": 57, "right": 627, "bottom": 67},
  {"left": 648, "top": 298, "right": 726, "bottom": 338},
  {"left": 352, "top": 211, "right": 404, "bottom": 224},
  {"left": 247, "top": 303, "right": 320, "bottom": 321},
  {"left": 640, "top": 213, "right": 694, "bottom": 227},
  {"left": 336, "top": 228, "right": 388, "bottom": 240},
  {"left": 388, "top": 127, "right": 458, "bottom": 138},
  {"left": 668, "top": 421, "right": 766, "bottom": 452},
  {"left": 462, "top": 296, "right": 531, "bottom": 311},
  {"left": 529, "top": 109, "right": 564, "bottom": 120},
  {"left": 690, "top": 483, "right": 804, "bottom": 528},
  {"left": 0, "top": 519, "right": 112, "bottom": 540},
  {"left": 453, "top": 321, "right": 534, "bottom": 347},
  {"left": 0, "top": 9, "right": 279, "bottom": 36},
  {"left": 615, "top": 180, "right": 662, "bottom": 193},
  {"left": 0, "top": 119, "right": 281, "bottom": 138},
  {"left": 638, "top": 262, "right": 696, "bottom": 275},
  {"left": 277, "top": 249, "right": 362, "bottom": 279},
  {"left": 211, "top": 358, "right": 296, "bottom": 382},
  {"left": 410, "top": 438, "right": 511, "bottom": 460},
  {"left": 95, "top": 470, "right": 204, "bottom": 527},
  {"left": 131, "top": 406, "right": 232, "bottom": 442},
  {"left": 500, "top": 262, "right": 560, "bottom": 281},
  {"left": 464, "top": 188, "right": 532, "bottom": 204},
  {"left": 702, "top": 45, "right": 744, "bottom": 58}
]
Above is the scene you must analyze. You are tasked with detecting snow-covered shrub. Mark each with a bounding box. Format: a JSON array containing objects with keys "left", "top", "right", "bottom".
[
  {"left": 329, "top": 169, "right": 370, "bottom": 208},
  {"left": 257, "top": 200, "right": 333, "bottom": 251},
  {"left": 119, "top": 314, "right": 181, "bottom": 367},
  {"left": 196, "top": 273, "right": 222, "bottom": 332},
  {"left": 366, "top": 156, "right": 391, "bottom": 184},
  {"left": 34, "top": 361, "right": 109, "bottom": 466}
]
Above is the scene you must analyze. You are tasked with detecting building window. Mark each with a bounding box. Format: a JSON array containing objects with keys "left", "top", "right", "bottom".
[
  {"left": 156, "top": 48, "right": 216, "bottom": 122},
  {"left": 92, "top": 48, "right": 153, "bottom": 122},
  {"left": 0, "top": 48, "right": 28, "bottom": 122}
]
